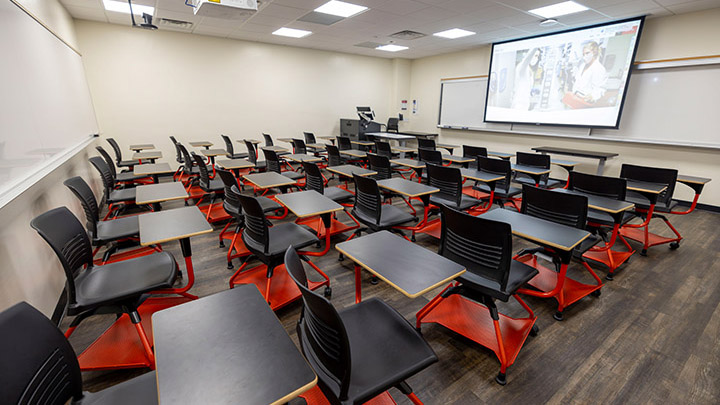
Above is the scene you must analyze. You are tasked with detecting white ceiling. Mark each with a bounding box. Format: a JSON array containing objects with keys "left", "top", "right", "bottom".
[{"left": 60, "top": 0, "right": 720, "bottom": 59}]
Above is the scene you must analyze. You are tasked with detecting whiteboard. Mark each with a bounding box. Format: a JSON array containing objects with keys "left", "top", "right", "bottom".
[
  {"left": 0, "top": 1, "right": 98, "bottom": 205},
  {"left": 438, "top": 77, "right": 488, "bottom": 129}
]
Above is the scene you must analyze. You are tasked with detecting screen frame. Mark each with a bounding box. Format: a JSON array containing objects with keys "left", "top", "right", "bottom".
[{"left": 483, "top": 15, "right": 646, "bottom": 129}]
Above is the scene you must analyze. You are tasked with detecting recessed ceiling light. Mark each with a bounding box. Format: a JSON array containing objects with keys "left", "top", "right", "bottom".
[
  {"left": 539, "top": 18, "right": 559, "bottom": 26},
  {"left": 376, "top": 44, "right": 408, "bottom": 52},
  {"left": 103, "top": 0, "right": 153, "bottom": 15},
  {"left": 528, "top": 1, "right": 588, "bottom": 18},
  {"left": 433, "top": 28, "right": 476, "bottom": 39},
  {"left": 315, "top": 1, "right": 368, "bottom": 18},
  {"left": 272, "top": 27, "right": 312, "bottom": 38}
]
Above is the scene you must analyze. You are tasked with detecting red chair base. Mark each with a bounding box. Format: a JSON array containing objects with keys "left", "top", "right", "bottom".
[
  {"left": 297, "top": 216, "right": 357, "bottom": 239},
  {"left": 229, "top": 264, "right": 328, "bottom": 311},
  {"left": 297, "top": 383, "right": 403, "bottom": 404},
  {"left": 462, "top": 186, "right": 489, "bottom": 200},
  {"left": 198, "top": 203, "right": 231, "bottom": 223},
  {"left": 186, "top": 185, "right": 205, "bottom": 199},
  {"left": 221, "top": 233, "right": 252, "bottom": 260},
  {"left": 583, "top": 249, "right": 634, "bottom": 277},
  {"left": 416, "top": 218, "right": 441, "bottom": 239},
  {"left": 618, "top": 226, "right": 680, "bottom": 253},
  {"left": 419, "top": 294, "right": 535, "bottom": 372},
  {"left": 76, "top": 296, "right": 191, "bottom": 371}
]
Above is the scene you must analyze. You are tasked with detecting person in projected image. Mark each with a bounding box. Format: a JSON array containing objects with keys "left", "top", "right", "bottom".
[
  {"left": 511, "top": 48, "right": 543, "bottom": 111},
  {"left": 571, "top": 41, "right": 608, "bottom": 105}
]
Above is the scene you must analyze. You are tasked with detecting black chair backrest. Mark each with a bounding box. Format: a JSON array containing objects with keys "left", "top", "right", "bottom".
[
  {"left": 63, "top": 176, "right": 100, "bottom": 237},
  {"left": 337, "top": 136, "right": 352, "bottom": 151},
  {"left": 439, "top": 205, "right": 512, "bottom": 290},
  {"left": 237, "top": 194, "right": 269, "bottom": 254},
  {"left": 262, "top": 133, "right": 274, "bottom": 147},
  {"left": 30, "top": 207, "right": 94, "bottom": 306},
  {"left": 303, "top": 132, "right": 317, "bottom": 144},
  {"left": 387, "top": 117, "right": 399, "bottom": 132},
  {"left": 569, "top": 172, "right": 627, "bottom": 200},
  {"left": 88, "top": 156, "right": 115, "bottom": 201},
  {"left": 419, "top": 148, "right": 442, "bottom": 166},
  {"left": 374, "top": 141, "right": 393, "bottom": 158},
  {"left": 291, "top": 138, "right": 307, "bottom": 155},
  {"left": 516, "top": 152, "right": 551, "bottom": 184},
  {"left": 521, "top": 184, "right": 587, "bottom": 229},
  {"left": 284, "top": 248, "right": 351, "bottom": 399},
  {"left": 262, "top": 148, "right": 282, "bottom": 173},
  {"left": 191, "top": 153, "right": 212, "bottom": 189},
  {"left": 221, "top": 134, "right": 235, "bottom": 156},
  {"left": 326, "top": 144, "right": 343, "bottom": 167},
  {"left": 0, "top": 302, "right": 83, "bottom": 404},
  {"left": 477, "top": 156, "right": 512, "bottom": 193},
  {"left": 367, "top": 153, "right": 392, "bottom": 180},
  {"left": 463, "top": 145, "right": 487, "bottom": 159},
  {"left": 106, "top": 138, "right": 123, "bottom": 163},
  {"left": 620, "top": 164, "right": 678, "bottom": 207},
  {"left": 302, "top": 161, "right": 324, "bottom": 194},
  {"left": 353, "top": 174, "right": 382, "bottom": 225},
  {"left": 95, "top": 146, "right": 118, "bottom": 180},
  {"left": 418, "top": 138, "right": 436, "bottom": 151},
  {"left": 426, "top": 163, "right": 462, "bottom": 207},
  {"left": 170, "top": 136, "right": 184, "bottom": 163},
  {"left": 216, "top": 169, "right": 243, "bottom": 221},
  {"left": 245, "top": 140, "right": 258, "bottom": 164},
  {"left": 178, "top": 143, "right": 195, "bottom": 173}
]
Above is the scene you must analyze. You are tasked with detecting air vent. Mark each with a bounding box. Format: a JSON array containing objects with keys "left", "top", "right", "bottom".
[
  {"left": 159, "top": 18, "right": 194, "bottom": 29},
  {"left": 354, "top": 41, "right": 383, "bottom": 48},
  {"left": 389, "top": 30, "right": 426, "bottom": 40}
]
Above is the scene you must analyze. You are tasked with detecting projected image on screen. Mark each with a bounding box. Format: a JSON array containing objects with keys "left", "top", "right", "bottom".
[{"left": 485, "top": 17, "right": 644, "bottom": 128}]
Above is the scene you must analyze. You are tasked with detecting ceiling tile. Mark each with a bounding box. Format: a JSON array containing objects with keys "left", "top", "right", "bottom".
[
  {"left": 154, "top": 0, "right": 195, "bottom": 13},
  {"left": 61, "top": 0, "right": 102, "bottom": 7},
  {"left": 63, "top": 5, "right": 108, "bottom": 21},
  {"left": 357, "top": 0, "right": 430, "bottom": 15},
  {"left": 245, "top": 13, "right": 294, "bottom": 27},
  {"left": 665, "top": 0, "right": 720, "bottom": 13},
  {"left": 155, "top": 9, "right": 202, "bottom": 24},
  {"left": 596, "top": 0, "right": 667, "bottom": 16},
  {"left": 260, "top": 3, "right": 308, "bottom": 19},
  {"left": 438, "top": 0, "right": 497, "bottom": 14}
]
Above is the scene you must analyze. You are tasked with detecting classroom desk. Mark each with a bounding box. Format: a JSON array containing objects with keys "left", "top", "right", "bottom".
[
  {"left": 340, "top": 149, "right": 367, "bottom": 158},
  {"left": 336, "top": 231, "right": 465, "bottom": 303},
  {"left": 243, "top": 172, "right": 297, "bottom": 193},
  {"left": 240, "top": 139, "right": 261, "bottom": 144},
  {"left": 260, "top": 145, "right": 288, "bottom": 153},
  {"left": 135, "top": 182, "right": 189, "bottom": 211},
  {"left": 133, "top": 162, "right": 173, "bottom": 183},
  {"left": 276, "top": 137, "right": 293, "bottom": 143},
  {"left": 511, "top": 163, "right": 551, "bottom": 186},
  {"left": 351, "top": 140, "right": 374, "bottom": 147},
  {"left": 532, "top": 146, "right": 618, "bottom": 175},
  {"left": 390, "top": 158, "right": 425, "bottom": 179},
  {"left": 398, "top": 130, "right": 438, "bottom": 139},
  {"left": 153, "top": 286, "right": 317, "bottom": 405},
  {"left": 488, "top": 151, "right": 514, "bottom": 159},
  {"left": 216, "top": 158, "right": 254, "bottom": 170},
  {"left": 129, "top": 144, "right": 155, "bottom": 152},
  {"left": 326, "top": 164, "right": 376, "bottom": 178},
  {"left": 366, "top": 132, "right": 415, "bottom": 147},
  {"left": 132, "top": 151, "right": 162, "bottom": 163},
  {"left": 306, "top": 142, "right": 328, "bottom": 151},
  {"left": 189, "top": 141, "right": 213, "bottom": 149},
  {"left": 442, "top": 154, "right": 473, "bottom": 164},
  {"left": 377, "top": 178, "right": 438, "bottom": 240},
  {"left": 200, "top": 148, "right": 227, "bottom": 164},
  {"left": 436, "top": 143, "right": 458, "bottom": 154},
  {"left": 283, "top": 153, "right": 323, "bottom": 163},
  {"left": 480, "top": 208, "right": 597, "bottom": 320}
]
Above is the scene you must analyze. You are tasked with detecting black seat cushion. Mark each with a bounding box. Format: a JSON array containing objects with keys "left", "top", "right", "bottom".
[
  {"left": 73, "top": 252, "right": 176, "bottom": 309},
  {"left": 323, "top": 186, "right": 353, "bottom": 203},
  {"left": 473, "top": 183, "right": 521, "bottom": 199},
  {"left": 245, "top": 223, "right": 318, "bottom": 257},
  {"left": 95, "top": 216, "right": 139, "bottom": 242},
  {"left": 354, "top": 205, "right": 414, "bottom": 230},
  {"left": 201, "top": 178, "right": 225, "bottom": 192},
  {"left": 332, "top": 298, "right": 437, "bottom": 403},
  {"left": 81, "top": 371, "right": 157, "bottom": 405},
  {"left": 458, "top": 260, "right": 539, "bottom": 302},
  {"left": 429, "top": 194, "right": 480, "bottom": 211},
  {"left": 116, "top": 171, "right": 150, "bottom": 182},
  {"left": 282, "top": 171, "right": 304, "bottom": 180},
  {"left": 108, "top": 188, "right": 136, "bottom": 203},
  {"left": 118, "top": 159, "right": 141, "bottom": 167}
]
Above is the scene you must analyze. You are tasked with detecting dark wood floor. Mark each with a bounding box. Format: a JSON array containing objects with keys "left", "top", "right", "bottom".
[{"left": 65, "top": 175, "right": 720, "bottom": 404}]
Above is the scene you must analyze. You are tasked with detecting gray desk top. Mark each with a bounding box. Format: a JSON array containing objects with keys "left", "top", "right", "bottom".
[
  {"left": 243, "top": 172, "right": 297, "bottom": 189},
  {"left": 135, "top": 182, "right": 188, "bottom": 204},
  {"left": 442, "top": 154, "right": 473, "bottom": 163},
  {"left": 326, "top": 165, "right": 376, "bottom": 178},
  {"left": 511, "top": 163, "right": 551, "bottom": 176},
  {"left": 260, "top": 145, "right": 288, "bottom": 153},
  {"left": 132, "top": 151, "right": 162, "bottom": 160},
  {"left": 336, "top": 231, "right": 465, "bottom": 298},
  {"left": 129, "top": 144, "right": 155, "bottom": 151},
  {"left": 153, "top": 285, "right": 317, "bottom": 405},
  {"left": 554, "top": 188, "right": 635, "bottom": 214},
  {"left": 377, "top": 178, "right": 438, "bottom": 198},
  {"left": 677, "top": 174, "right": 712, "bottom": 185},
  {"left": 139, "top": 206, "right": 212, "bottom": 245},
  {"left": 366, "top": 132, "right": 415, "bottom": 140},
  {"left": 459, "top": 168, "right": 505, "bottom": 183},
  {"left": 306, "top": 143, "right": 327, "bottom": 149},
  {"left": 239, "top": 139, "right": 261, "bottom": 144},
  {"left": 532, "top": 146, "right": 618, "bottom": 159},
  {"left": 481, "top": 209, "right": 591, "bottom": 251},
  {"left": 340, "top": 149, "right": 367, "bottom": 158},
  {"left": 551, "top": 159, "right": 580, "bottom": 168},
  {"left": 488, "top": 151, "right": 514, "bottom": 159},
  {"left": 133, "top": 162, "right": 173, "bottom": 176},
  {"left": 436, "top": 143, "right": 458, "bottom": 149},
  {"left": 275, "top": 190, "right": 343, "bottom": 218},
  {"left": 201, "top": 149, "right": 228, "bottom": 157},
  {"left": 626, "top": 180, "right": 667, "bottom": 194},
  {"left": 351, "top": 140, "right": 374, "bottom": 146},
  {"left": 277, "top": 137, "right": 293, "bottom": 142},
  {"left": 284, "top": 154, "right": 323, "bottom": 163},
  {"left": 216, "top": 158, "right": 255, "bottom": 169},
  {"left": 189, "top": 141, "right": 213, "bottom": 147},
  {"left": 390, "top": 158, "right": 425, "bottom": 169}
]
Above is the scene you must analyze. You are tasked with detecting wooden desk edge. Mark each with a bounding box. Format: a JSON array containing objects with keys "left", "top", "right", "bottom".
[
  {"left": 512, "top": 229, "right": 591, "bottom": 252},
  {"left": 390, "top": 160, "right": 425, "bottom": 169},
  {"left": 326, "top": 167, "right": 377, "bottom": 177},
  {"left": 627, "top": 185, "right": 667, "bottom": 194},
  {"left": 135, "top": 194, "right": 188, "bottom": 205},
  {"left": 677, "top": 176, "right": 712, "bottom": 185},
  {"left": 271, "top": 376, "right": 318, "bottom": 405},
  {"left": 244, "top": 178, "right": 297, "bottom": 188},
  {"left": 461, "top": 173, "right": 505, "bottom": 183},
  {"left": 140, "top": 227, "right": 213, "bottom": 246},
  {"left": 589, "top": 202, "right": 635, "bottom": 214},
  {"left": 274, "top": 199, "right": 344, "bottom": 218},
  {"left": 377, "top": 184, "right": 439, "bottom": 197}
]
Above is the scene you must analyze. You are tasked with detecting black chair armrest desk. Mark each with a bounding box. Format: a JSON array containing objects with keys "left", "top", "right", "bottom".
[
  {"left": 532, "top": 146, "right": 618, "bottom": 175},
  {"left": 133, "top": 162, "right": 174, "bottom": 184}
]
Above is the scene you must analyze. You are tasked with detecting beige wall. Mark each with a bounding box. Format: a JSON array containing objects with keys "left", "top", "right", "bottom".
[
  {"left": 407, "top": 9, "right": 720, "bottom": 205},
  {"left": 74, "top": 20, "right": 394, "bottom": 164},
  {"left": 13, "top": 0, "right": 79, "bottom": 49}
]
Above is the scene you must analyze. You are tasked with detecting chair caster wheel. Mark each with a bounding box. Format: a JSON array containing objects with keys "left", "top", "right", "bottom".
[
  {"left": 530, "top": 324, "right": 539, "bottom": 337},
  {"left": 324, "top": 286, "right": 332, "bottom": 298},
  {"left": 495, "top": 372, "right": 507, "bottom": 386},
  {"left": 227, "top": 261, "right": 233, "bottom": 270},
  {"left": 669, "top": 241, "right": 680, "bottom": 250},
  {"left": 640, "top": 249, "right": 647, "bottom": 256},
  {"left": 591, "top": 289, "right": 602, "bottom": 297},
  {"left": 316, "top": 242, "right": 321, "bottom": 248},
  {"left": 605, "top": 274, "right": 614, "bottom": 281},
  {"left": 411, "top": 235, "right": 416, "bottom": 242},
  {"left": 370, "top": 277, "right": 379, "bottom": 285},
  {"left": 413, "top": 217, "right": 419, "bottom": 222},
  {"left": 338, "top": 254, "right": 344, "bottom": 261},
  {"left": 219, "top": 241, "right": 225, "bottom": 248},
  {"left": 553, "top": 311, "right": 564, "bottom": 321},
  {"left": 415, "top": 326, "right": 422, "bottom": 335}
]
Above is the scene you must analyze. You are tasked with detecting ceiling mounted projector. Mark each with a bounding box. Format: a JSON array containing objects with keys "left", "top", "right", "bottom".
[{"left": 191, "top": 0, "right": 258, "bottom": 19}]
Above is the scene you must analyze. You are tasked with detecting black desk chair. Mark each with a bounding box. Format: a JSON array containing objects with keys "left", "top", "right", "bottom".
[
  {"left": 263, "top": 149, "right": 304, "bottom": 185},
  {"left": 221, "top": 134, "right": 248, "bottom": 159},
  {"left": 325, "top": 144, "right": 347, "bottom": 167},
  {"left": 285, "top": 247, "right": 437, "bottom": 404},
  {"left": 387, "top": 117, "right": 399, "bottom": 133},
  {"left": 31, "top": 207, "right": 178, "bottom": 370},
  {"left": 514, "top": 152, "right": 562, "bottom": 188},
  {"left": 569, "top": 172, "right": 634, "bottom": 279},
  {"left": 230, "top": 195, "right": 331, "bottom": 308},
  {"left": 106, "top": 137, "right": 140, "bottom": 169},
  {"left": 417, "top": 138, "right": 436, "bottom": 151},
  {"left": 0, "top": 302, "right": 158, "bottom": 404},
  {"left": 337, "top": 136, "right": 352, "bottom": 151},
  {"left": 346, "top": 174, "right": 414, "bottom": 242},
  {"left": 374, "top": 140, "right": 395, "bottom": 159},
  {"left": 516, "top": 185, "right": 602, "bottom": 320},
  {"left": 416, "top": 206, "right": 538, "bottom": 385},
  {"left": 191, "top": 153, "right": 229, "bottom": 222},
  {"left": 417, "top": 148, "right": 442, "bottom": 182},
  {"left": 89, "top": 157, "right": 136, "bottom": 219},
  {"left": 262, "top": 133, "right": 274, "bottom": 147},
  {"left": 426, "top": 163, "right": 481, "bottom": 212},
  {"left": 175, "top": 143, "right": 200, "bottom": 186},
  {"left": 462, "top": 145, "right": 487, "bottom": 169},
  {"left": 367, "top": 152, "right": 393, "bottom": 181},
  {"left": 302, "top": 131, "right": 326, "bottom": 154},
  {"left": 303, "top": 161, "right": 353, "bottom": 204},
  {"left": 64, "top": 176, "right": 159, "bottom": 264},
  {"left": 96, "top": 146, "right": 152, "bottom": 185},
  {"left": 244, "top": 140, "right": 267, "bottom": 171},
  {"left": 291, "top": 138, "right": 308, "bottom": 155},
  {"left": 169, "top": 136, "right": 185, "bottom": 181},
  {"left": 619, "top": 163, "right": 680, "bottom": 255},
  {"left": 473, "top": 156, "right": 521, "bottom": 210}
]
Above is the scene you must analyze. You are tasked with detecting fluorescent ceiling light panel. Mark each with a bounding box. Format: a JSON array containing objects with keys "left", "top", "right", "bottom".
[
  {"left": 433, "top": 28, "right": 475, "bottom": 39},
  {"left": 103, "top": 0, "right": 154, "bottom": 15},
  {"left": 314, "top": 1, "right": 368, "bottom": 18},
  {"left": 528, "top": 1, "right": 588, "bottom": 18},
  {"left": 272, "top": 27, "right": 312, "bottom": 38},
  {"left": 376, "top": 44, "right": 408, "bottom": 52}
]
